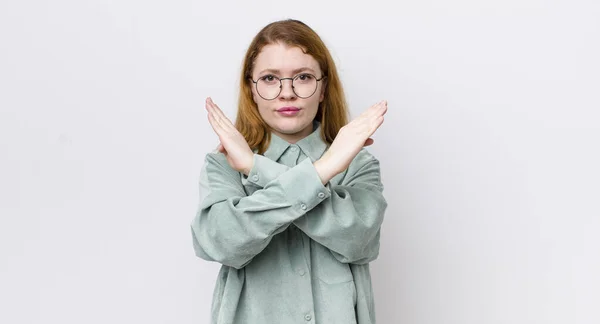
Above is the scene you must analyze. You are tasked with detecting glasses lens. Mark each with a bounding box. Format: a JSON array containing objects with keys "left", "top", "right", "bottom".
[
  {"left": 293, "top": 74, "right": 318, "bottom": 98},
  {"left": 256, "top": 76, "right": 281, "bottom": 100}
]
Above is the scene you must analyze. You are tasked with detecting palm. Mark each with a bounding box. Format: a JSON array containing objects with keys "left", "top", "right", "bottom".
[
  {"left": 324, "top": 100, "right": 387, "bottom": 173},
  {"left": 205, "top": 97, "right": 254, "bottom": 175}
]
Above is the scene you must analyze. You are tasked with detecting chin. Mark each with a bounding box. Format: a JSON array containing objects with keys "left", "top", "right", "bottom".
[
  {"left": 273, "top": 121, "right": 311, "bottom": 134},
  {"left": 274, "top": 126, "right": 303, "bottom": 135}
]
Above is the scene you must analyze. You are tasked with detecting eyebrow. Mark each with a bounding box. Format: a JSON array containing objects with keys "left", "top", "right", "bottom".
[{"left": 257, "top": 67, "right": 317, "bottom": 75}]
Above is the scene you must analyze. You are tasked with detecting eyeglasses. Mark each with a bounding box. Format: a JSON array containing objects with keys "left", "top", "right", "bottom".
[{"left": 249, "top": 73, "right": 326, "bottom": 100}]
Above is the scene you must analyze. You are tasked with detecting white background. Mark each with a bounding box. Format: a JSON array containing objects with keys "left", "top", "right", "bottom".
[{"left": 1, "top": 0, "right": 599, "bottom": 323}]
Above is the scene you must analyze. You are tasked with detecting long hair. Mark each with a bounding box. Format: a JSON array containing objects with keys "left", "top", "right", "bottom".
[{"left": 235, "top": 19, "right": 349, "bottom": 154}]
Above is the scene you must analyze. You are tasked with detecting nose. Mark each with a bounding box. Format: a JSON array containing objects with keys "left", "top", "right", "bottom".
[{"left": 278, "top": 78, "right": 296, "bottom": 100}]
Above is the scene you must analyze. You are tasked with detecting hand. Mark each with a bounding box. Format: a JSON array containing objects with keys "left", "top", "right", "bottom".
[
  {"left": 314, "top": 100, "right": 387, "bottom": 183},
  {"left": 205, "top": 97, "right": 254, "bottom": 175}
]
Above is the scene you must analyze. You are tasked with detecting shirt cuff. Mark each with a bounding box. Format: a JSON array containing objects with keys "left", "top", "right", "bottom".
[
  {"left": 276, "top": 158, "right": 331, "bottom": 213},
  {"left": 242, "top": 154, "right": 291, "bottom": 188}
]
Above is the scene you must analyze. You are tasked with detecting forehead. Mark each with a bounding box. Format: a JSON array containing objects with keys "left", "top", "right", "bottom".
[{"left": 253, "top": 43, "right": 320, "bottom": 75}]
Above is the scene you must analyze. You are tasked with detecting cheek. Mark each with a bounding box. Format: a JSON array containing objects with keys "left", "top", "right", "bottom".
[
  {"left": 306, "top": 99, "right": 321, "bottom": 117},
  {"left": 251, "top": 87, "right": 258, "bottom": 103},
  {"left": 256, "top": 103, "right": 271, "bottom": 120},
  {"left": 318, "top": 84, "right": 326, "bottom": 102}
]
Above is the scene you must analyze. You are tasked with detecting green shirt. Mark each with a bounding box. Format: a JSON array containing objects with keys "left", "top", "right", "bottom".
[{"left": 191, "top": 122, "right": 387, "bottom": 324}]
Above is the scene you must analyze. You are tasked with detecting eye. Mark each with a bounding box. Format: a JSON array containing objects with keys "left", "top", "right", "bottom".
[
  {"left": 260, "top": 74, "right": 278, "bottom": 82},
  {"left": 296, "top": 73, "right": 314, "bottom": 81}
]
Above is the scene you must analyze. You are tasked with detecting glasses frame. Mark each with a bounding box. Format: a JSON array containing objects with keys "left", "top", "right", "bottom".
[{"left": 249, "top": 73, "right": 327, "bottom": 101}]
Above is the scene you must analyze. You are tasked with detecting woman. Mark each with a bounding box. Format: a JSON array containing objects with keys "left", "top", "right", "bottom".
[{"left": 191, "top": 19, "right": 388, "bottom": 324}]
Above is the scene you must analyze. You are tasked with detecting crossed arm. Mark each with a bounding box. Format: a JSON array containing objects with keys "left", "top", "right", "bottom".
[{"left": 191, "top": 97, "right": 388, "bottom": 269}]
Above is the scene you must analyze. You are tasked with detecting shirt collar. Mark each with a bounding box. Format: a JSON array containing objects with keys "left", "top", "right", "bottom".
[{"left": 263, "top": 121, "right": 328, "bottom": 162}]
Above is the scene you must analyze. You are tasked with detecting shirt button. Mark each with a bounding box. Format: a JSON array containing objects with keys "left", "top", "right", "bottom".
[
  {"left": 298, "top": 269, "right": 305, "bottom": 276},
  {"left": 317, "top": 192, "right": 325, "bottom": 199},
  {"left": 300, "top": 203, "right": 307, "bottom": 210},
  {"left": 251, "top": 174, "right": 259, "bottom": 181},
  {"left": 290, "top": 146, "right": 298, "bottom": 152},
  {"left": 305, "top": 314, "right": 312, "bottom": 321}
]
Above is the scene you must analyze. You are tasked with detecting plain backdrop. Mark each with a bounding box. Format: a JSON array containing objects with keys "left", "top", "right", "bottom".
[{"left": 1, "top": 0, "right": 599, "bottom": 323}]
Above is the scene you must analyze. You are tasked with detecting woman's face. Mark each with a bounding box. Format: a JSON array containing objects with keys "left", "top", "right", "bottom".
[{"left": 250, "top": 42, "right": 325, "bottom": 143}]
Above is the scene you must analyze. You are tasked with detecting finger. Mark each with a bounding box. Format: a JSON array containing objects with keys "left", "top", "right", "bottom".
[
  {"left": 207, "top": 99, "right": 240, "bottom": 137},
  {"left": 205, "top": 97, "right": 218, "bottom": 120},
  {"left": 378, "top": 100, "right": 388, "bottom": 116},
  {"left": 205, "top": 99, "right": 221, "bottom": 129},
  {"left": 207, "top": 98, "right": 227, "bottom": 129},
  {"left": 372, "top": 100, "right": 387, "bottom": 116},
  {"left": 206, "top": 105, "right": 228, "bottom": 139},
  {"left": 362, "top": 114, "right": 384, "bottom": 139},
  {"left": 345, "top": 100, "right": 386, "bottom": 135},
  {"left": 373, "top": 115, "right": 385, "bottom": 131},
  {"left": 208, "top": 98, "right": 236, "bottom": 131},
  {"left": 205, "top": 97, "right": 212, "bottom": 111},
  {"left": 208, "top": 101, "right": 235, "bottom": 137},
  {"left": 206, "top": 109, "right": 223, "bottom": 135},
  {"left": 208, "top": 98, "right": 225, "bottom": 119},
  {"left": 366, "top": 101, "right": 387, "bottom": 124},
  {"left": 362, "top": 100, "right": 386, "bottom": 120}
]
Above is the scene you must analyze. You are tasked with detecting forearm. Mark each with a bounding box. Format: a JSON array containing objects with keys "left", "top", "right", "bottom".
[{"left": 313, "top": 156, "right": 340, "bottom": 185}]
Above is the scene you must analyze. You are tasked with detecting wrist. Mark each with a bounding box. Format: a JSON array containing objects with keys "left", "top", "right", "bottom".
[
  {"left": 313, "top": 157, "right": 338, "bottom": 185},
  {"left": 241, "top": 153, "right": 255, "bottom": 176}
]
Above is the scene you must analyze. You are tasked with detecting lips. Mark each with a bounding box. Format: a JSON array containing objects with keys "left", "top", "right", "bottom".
[
  {"left": 276, "top": 106, "right": 300, "bottom": 112},
  {"left": 276, "top": 106, "right": 301, "bottom": 117}
]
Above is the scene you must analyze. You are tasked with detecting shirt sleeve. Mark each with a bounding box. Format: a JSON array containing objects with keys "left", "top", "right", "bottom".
[
  {"left": 240, "top": 149, "right": 388, "bottom": 265},
  {"left": 241, "top": 154, "right": 291, "bottom": 188},
  {"left": 190, "top": 153, "right": 330, "bottom": 269},
  {"left": 294, "top": 149, "right": 387, "bottom": 264}
]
